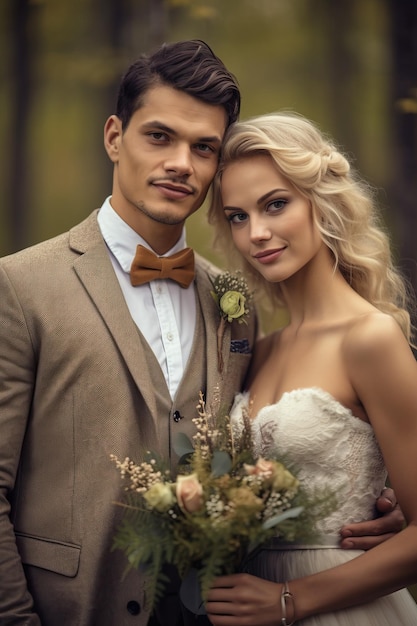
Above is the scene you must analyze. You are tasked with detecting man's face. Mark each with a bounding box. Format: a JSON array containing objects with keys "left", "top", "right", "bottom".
[{"left": 104, "top": 84, "right": 227, "bottom": 251}]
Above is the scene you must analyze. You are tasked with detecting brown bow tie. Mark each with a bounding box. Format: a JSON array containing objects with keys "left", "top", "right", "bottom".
[{"left": 130, "top": 245, "right": 195, "bottom": 288}]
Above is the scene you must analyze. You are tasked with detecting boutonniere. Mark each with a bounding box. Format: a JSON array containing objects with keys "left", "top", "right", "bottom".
[{"left": 210, "top": 270, "right": 253, "bottom": 372}]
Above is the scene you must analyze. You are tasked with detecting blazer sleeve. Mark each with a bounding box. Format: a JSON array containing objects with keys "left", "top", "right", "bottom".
[{"left": 0, "top": 265, "right": 41, "bottom": 624}]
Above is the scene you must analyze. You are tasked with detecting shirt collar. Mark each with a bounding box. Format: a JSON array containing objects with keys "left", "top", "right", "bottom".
[{"left": 97, "top": 196, "right": 188, "bottom": 273}]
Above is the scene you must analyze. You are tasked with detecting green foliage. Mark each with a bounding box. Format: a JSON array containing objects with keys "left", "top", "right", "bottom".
[
  {"left": 211, "top": 450, "right": 232, "bottom": 476},
  {"left": 113, "top": 501, "right": 173, "bottom": 609},
  {"left": 173, "top": 432, "right": 194, "bottom": 457},
  {"left": 111, "top": 394, "right": 335, "bottom": 612},
  {"left": 2, "top": 0, "right": 398, "bottom": 259}
]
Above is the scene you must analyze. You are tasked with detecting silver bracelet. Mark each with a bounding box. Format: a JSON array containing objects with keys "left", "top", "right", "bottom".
[{"left": 280, "top": 581, "right": 295, "bottom": 626}]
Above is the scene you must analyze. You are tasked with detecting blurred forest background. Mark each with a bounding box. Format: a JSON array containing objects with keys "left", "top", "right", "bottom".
[
  {"left": 1, "top": 0, "right": 417, "bottom": 600},
  {"left": 1, "top": 0, "right": 416, "bottom": 333}
]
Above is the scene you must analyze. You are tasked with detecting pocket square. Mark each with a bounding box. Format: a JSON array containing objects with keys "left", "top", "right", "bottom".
[{"left": 230, "top": 339, "right": 251, "bottom": 354}]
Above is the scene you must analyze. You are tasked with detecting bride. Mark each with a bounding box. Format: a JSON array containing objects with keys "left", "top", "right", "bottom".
[{"left": 205, "top": 112, "right": 417, "bottom": 625}]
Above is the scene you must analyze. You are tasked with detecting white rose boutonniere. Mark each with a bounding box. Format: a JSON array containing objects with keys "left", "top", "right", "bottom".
[{"left": 210, "top": 271, "right": 253, "bottom": 372}]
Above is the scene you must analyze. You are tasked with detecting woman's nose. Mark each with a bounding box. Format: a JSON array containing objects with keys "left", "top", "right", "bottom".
[{"left": 250, "top": 217, "right": 272, "bottom": 242}]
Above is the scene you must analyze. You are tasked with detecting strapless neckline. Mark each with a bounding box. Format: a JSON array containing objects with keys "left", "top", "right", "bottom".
[
  {"left": 230, "top": 386, "right": 387, "bottom": 537},
  {"left": 236, "top": 387, "right": 371, "bottom": 430}
]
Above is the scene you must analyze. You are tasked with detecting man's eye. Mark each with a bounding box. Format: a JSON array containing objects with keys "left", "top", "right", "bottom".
[
  {"left": 195, "top": 143, "right": 215, "bottom": 154},
  {"left": 148, "top": 132, "right": 168, "bottom": 141}
]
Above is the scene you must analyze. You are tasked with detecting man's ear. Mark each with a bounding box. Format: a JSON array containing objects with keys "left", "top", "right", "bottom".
[{"left": 104, "top": 115, "right": 122, "bottom": 162}]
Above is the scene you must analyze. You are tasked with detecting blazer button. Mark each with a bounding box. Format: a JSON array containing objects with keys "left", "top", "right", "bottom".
[
  {"left": 126, "top": 600, "right": 141, "bottom": 615},
  {"left": 173, "top": 410, "right": 183, "bottom": 422}
]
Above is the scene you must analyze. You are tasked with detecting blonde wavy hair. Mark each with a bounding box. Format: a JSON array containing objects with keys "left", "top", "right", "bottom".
[{"left": 208, "top": 111, "right": 414, "bottom": 343}]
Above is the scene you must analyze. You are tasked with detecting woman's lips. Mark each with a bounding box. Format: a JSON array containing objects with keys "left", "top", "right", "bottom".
[{"left": 253, "top": 248, "right": 286, "bottom": 264}]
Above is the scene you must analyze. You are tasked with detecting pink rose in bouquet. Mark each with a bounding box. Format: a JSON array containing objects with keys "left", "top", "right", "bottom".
[{"left": 176, "top": 473, "right": 204, "bottom": 513}]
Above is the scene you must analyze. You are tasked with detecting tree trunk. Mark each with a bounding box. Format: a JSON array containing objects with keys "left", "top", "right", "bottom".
[
  {"left": 9, "top": 0, "right": 38, "bottom": 252},
  {"left": 388, "top": 0, "right": 417, "bottom": 329}
]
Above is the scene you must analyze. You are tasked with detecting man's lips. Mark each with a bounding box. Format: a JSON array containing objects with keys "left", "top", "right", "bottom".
[
  {"left": 152, "top": 181, "right": 194, "bottom": 200},
  {"left": 253, "top": 248, "right": 286, "bottom": 264}
]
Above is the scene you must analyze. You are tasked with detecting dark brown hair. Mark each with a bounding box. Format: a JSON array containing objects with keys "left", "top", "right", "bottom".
[{"left": 116, "top": 40, "right": 240, "bottom": 130}]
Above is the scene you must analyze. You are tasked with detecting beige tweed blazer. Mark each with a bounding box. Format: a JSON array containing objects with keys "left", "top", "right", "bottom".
[{"left": 0, "top": 210, "right": 256, "bottom": 626}]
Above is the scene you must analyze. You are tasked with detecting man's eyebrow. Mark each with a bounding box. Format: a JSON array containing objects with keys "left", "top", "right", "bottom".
[
  {"left": 199, "top": 135, "right": 223, "bottom": 145},
  {"left": 141, "top": 121, "right": 222, "bottom": 145},
  {"left": 142, "top": 121, "right": 175, "bottom": 134}
]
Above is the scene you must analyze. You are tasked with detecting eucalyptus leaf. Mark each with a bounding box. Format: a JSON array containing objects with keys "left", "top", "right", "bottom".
[
  {"left": 177, "top": 453, "right": 194, "bottom": 468},
  {"left": 262, "top": 506, "right": 304, "bottom": 530},
  {"left": 173, "top": 432, "right": 194, "bottom": 457},
  {"left": 211, "top": 450, "right": 232, "bottom": 476}
]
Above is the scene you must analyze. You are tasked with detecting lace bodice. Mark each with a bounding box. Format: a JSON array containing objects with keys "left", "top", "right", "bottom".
[{"left": 231, "top": 388, "right": 387, "bottom": 535}]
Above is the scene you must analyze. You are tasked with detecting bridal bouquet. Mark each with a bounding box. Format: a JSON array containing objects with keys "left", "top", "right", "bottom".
[{"left": 111, "top": 393, "right": 331, "bottom": 612}]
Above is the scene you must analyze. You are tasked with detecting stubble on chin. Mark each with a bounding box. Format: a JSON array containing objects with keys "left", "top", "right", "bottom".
[{"left": 133, "top": 199, "right": 190, "bottom": 226}]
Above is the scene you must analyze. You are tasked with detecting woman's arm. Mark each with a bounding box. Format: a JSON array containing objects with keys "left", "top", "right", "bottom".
[{"left": 206, "top": 314, "right": 417, "bottom": 625}]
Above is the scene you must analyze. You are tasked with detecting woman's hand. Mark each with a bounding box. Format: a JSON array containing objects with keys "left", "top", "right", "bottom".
[{"left": 206, "top": 573, "right": 283, "bottom": 626}]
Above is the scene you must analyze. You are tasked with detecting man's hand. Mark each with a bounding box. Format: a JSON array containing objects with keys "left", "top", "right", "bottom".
[{"left": 340, "top": 488, "right": 404, "bottom": 550}]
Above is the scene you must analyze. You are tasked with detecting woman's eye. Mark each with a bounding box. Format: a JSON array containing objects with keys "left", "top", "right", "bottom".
[
  {"left": 268, "top": 199, "right": 287, "bottom": 212},
  {"left": 228, "top": 212, "right": 247, "bottom": 224}
]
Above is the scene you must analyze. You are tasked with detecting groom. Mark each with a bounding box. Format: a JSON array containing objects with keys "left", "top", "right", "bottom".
[{"left": 0, "top": 40, "right": 402, "bottom": 626}]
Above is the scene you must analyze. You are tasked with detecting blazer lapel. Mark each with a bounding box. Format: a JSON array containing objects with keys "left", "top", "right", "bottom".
[
  {"left": 194, "top": 259, "right": 231, "bottom": 414},
  {"left": 69, "top": 212, "right": 159, "bottom": 418}
]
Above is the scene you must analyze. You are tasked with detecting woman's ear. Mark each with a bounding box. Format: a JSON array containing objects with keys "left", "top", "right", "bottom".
[{"left": 104, "top": 115, "right": 122, "bottom": 163}]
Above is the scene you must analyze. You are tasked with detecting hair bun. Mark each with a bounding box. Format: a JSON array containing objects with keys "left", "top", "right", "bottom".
[{"left": 320, "top": 148, "right": 350, "bottom": 177}]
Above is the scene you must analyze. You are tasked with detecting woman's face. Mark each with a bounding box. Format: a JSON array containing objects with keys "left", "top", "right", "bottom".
[{"left": 221, "top": 154, "right": 324, "bottom": 284}]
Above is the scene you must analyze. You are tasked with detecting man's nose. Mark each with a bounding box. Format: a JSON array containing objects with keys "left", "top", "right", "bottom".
[{"left": 164, "top": 144, "right": 193, "bottom": 176}]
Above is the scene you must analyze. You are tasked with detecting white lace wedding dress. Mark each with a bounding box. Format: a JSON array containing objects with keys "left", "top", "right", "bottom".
[{"left": 231, "top": 387, "right": 417, "bottom": 625}]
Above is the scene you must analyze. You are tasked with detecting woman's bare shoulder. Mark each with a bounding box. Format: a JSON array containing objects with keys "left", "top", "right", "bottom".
[{"left": 344, "top": 312, "right": 406, "bottom": 355}]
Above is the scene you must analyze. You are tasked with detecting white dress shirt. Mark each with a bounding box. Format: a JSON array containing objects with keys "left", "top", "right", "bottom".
[{"left": 97, "top": 197, "right": 196, "bottom": 399}]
